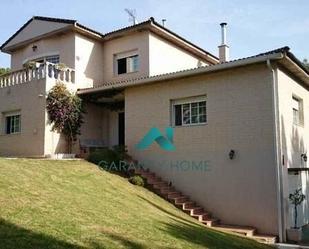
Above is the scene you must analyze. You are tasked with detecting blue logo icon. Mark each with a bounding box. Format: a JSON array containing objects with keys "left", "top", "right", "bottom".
[{"left": 136, "top": 127, "right": 175, "bottom": 151}]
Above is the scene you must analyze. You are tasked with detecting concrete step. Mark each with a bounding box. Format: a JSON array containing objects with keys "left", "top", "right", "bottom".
[
  {"left": 175, "top": 201, "right": 194, "bottom": 209},
  {"left": 152, "top": 182, "right": 169, "bottom": 188},
  {"left": 191, "top": 207, "right": 204, "bottom": 216},
  {"left": 166, "top": 191, "right": 182, "bottom": 199},
  {"left": 183, "top": 206, "right": 203, "bottom": 216},
  {"left": 159, "top": 186, "right": 175, "bottom": 193},
  {"left": 148, "top": 176, "right": 162, "bottom": 182},
  {"left": 174, "top": 196, "right": 190, "bottom": 204},
  {"left": 251, "top": 234, "right": 277, "bottom": 244},
  {"left": 202, "top": 218, "right": 219, "bottom": 227},
  {"left": 182, "top": 201, "right": 196, "bottom": 209},
  {"left": 141, "top": 172, "right": 156, "bottom": 178},
  {"left": 213, "top": 224, "right": 257, "bottom": 237},
  {"left": 192, "top": 212, "right": 210, "bottom": 222}
]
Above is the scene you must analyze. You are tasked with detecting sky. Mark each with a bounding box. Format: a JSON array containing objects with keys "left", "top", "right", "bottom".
[{"left": 0, "top": 0, "right": 308, "bottom": 68}]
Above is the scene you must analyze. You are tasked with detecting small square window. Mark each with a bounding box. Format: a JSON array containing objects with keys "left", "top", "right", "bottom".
[
  {"left": 116, "top": 54, "right": 139, "bottom": 75},
  {"left": 292, "top": 96, "right": 304, "bottom": 126},
  {"left": 5, "top": 114, "right": 21, "bottom": 134}
]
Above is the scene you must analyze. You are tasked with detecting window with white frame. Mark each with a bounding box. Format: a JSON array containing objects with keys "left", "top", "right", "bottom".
[
  {"left": 5, "top": 113, "right": 21, "bottom": 134},
  {"left": 24, "top": 55, "right": 60, "bottom": 66},
  {"left": 292, "top": 96, "right": 304, "bottom": 125},
  {"left": 45, "top": 55, "right": 60, "bottom": 64},
  {"left": 172, "top": 97, "right": 207, "bottom": 126},
  {"left": 115, "top": 52, "right": 139, "bottom": 75}
]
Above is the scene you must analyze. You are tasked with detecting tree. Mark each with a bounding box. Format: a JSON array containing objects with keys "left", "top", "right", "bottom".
[
  {"left": 46, "top": 82, "right": 84, "bottom": 153},
  {"left": 289, "top": 188, "right": 306, "bottom": 229},
  {"left": 0, "top": 68, "right": 10, "bottom": 76},
  {"left": 303, "top": 59, "right": 309, "bottom": 70}
]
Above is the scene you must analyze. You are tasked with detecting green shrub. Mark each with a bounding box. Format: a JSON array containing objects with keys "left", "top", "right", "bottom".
[
  {"left": 112, "top": 145, "right": 129, "bottom": 161},
  {"left": 129, "top": 176, "right": 144, "bottom": 187},
  {"left": 87, "top": 148, "right": 118, "bottom": 166},
  {"left": 87, "top": 146, "right": 130, "bottom": 174}
]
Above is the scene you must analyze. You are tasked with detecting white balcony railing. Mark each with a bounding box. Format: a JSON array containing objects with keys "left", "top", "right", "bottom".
[{"left": 0, "top": 62, "right": 75, "bottom": 88}]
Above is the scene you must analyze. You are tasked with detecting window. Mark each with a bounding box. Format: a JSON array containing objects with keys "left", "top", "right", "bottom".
[
  {"left": 24, "top": 55, "right": 60, "bottom": 67},
  {"left": 117, "top": 55, "right": 139, "bottom": 74},
  {"left": 292, "top": 96, "right": 303, "bottom": 126},
  {"left": 5, "top": 114, "right": 21, "bottom": 134},
  {"left": 173, "top": 98, "right": 207, "bottom": 126},
  {"left": 45, "top": 55, "right": 60, "bottom": 64}
]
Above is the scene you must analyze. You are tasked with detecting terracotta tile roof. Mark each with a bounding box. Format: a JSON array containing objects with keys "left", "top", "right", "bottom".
[
  {"left": 103, "top": 17, "right": 218, "bottom": 60},
  {"left": 0, "top": 16, "right": 218, "bottom": 61},
  {"left": 78, "top": 46, "right": 308, "bottom": 94}
]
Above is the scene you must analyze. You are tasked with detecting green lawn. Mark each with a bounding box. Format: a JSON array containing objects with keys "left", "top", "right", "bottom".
[{"left": 0, "top": 158, "right": 274, "bottom": 249}]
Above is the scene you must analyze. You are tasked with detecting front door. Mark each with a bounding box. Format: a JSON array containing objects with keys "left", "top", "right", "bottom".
[{"left": 118, "top": 112, "right": 125, "bottom": 146}]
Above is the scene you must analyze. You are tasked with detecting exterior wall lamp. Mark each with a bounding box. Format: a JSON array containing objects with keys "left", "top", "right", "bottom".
[
  {"left": 301, "top": 153, "right": 307, "bottom": 163},
  {"left": 229, "top": 150, "right": 235, "bottom": 160},
  {"left": 32, "top": 45, "right": 37, "bottom": 52}
]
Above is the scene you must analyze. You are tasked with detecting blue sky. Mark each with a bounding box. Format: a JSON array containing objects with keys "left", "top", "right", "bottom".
[{"left": 0, "top": 0, "right": 308, "bottom": 67}]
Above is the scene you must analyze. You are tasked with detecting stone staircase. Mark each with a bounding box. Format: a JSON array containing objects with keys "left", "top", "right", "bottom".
[{"left": 135, "top": 168, "right": 277, "bottom": 244}]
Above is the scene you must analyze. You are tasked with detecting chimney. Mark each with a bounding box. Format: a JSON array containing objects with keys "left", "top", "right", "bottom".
[{"left": 218, "top": 22, "right": 229, "bottom": 63}]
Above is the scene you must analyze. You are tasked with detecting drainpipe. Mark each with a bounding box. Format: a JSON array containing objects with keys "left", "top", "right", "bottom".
[{"left": 267, "top": 58, "right": 285, "bottom": 242}]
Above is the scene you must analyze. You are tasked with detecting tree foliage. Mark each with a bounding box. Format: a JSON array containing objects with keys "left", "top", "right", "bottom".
[
  {"left": 0, "top": 68, "right": 10, "bottom": 76},
  {"left": 46, "top": 82, "right": 84, "bottom": 153},
  {"left": 289, "top": 188, "right": 306, "bottom": 228}
]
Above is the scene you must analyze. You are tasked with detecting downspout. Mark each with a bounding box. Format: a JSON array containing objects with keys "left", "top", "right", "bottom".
[{"left": 267, "top": 58, "right": 285, "bottom": 242}]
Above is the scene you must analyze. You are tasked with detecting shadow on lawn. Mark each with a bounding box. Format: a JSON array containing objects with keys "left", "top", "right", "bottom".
[
  {"left": 159, "top": 218, "right": 272, "bottom": 249},
  {"left": 138, "top": 196, "right": 271, "bottom": 249},
  {"left": 0, "top": 218, "right": 147, "bottom": 249},
  {"left": 138, "top": 195, "right": 199, "bottom": 227},
  {"left": 89, "top": 232, "right": 146, "bottom": 249},
  {"left": 0, "top": 218, "right": 84, "bottom": 249}
]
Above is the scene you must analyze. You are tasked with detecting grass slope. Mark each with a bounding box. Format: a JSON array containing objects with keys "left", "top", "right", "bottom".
[{"left": 0, "top": 159, "right": 273, "bottom": 249}]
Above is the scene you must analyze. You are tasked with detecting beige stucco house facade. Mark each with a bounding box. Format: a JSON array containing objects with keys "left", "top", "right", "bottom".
[{"left": 0, "top": 16, "right": 308, "bottom": 243}]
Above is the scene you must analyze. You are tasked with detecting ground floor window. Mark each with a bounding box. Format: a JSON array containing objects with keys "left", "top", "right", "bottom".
[
  {"left": 172, "top": 96, "right": 207, "bottom": 126},
  {"left": 5, "top": 114, "right": 21, "bottom": 134}
]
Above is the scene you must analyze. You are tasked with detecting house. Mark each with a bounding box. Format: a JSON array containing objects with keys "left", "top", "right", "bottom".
[{"left": 0, "top": 16, "right": 308, "bottom": 243}]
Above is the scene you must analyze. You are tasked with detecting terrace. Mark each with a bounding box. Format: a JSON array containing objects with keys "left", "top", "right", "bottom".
[{"left": 0, "top": 62, "right": 75, "bottom": 88}]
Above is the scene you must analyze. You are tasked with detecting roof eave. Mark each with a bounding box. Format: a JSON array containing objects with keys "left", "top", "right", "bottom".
[
  {"left": 149, "top": 19, "right": 219, "bottom": 63},
  {"left": 103, "top": 18, "right": 219, "bottom": 64},
  {"left": 148, "top": 22, "right": 218, "bottom": 64},
  {"left": 78, "top": 52, "right": 286, "bottom": 95},
  {"left": 74, "top": 23, "right": 104, "bottom": 38},
  {"left": 1, "top": 25, "right": 74, "bottom": 54},
  {"left": 278, "top": 54, "right": 309, "bottom": 88},
  {"left": 0, "top": 16, "right": 78, "bottom": 52}
]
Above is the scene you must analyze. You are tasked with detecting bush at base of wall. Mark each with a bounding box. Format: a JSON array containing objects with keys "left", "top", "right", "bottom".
[
  {"left": 87, "top": 146, "right": 130, "bottom": 173},
  {"left": 129, "top": 175, "right": 145, "bottom": 187}
]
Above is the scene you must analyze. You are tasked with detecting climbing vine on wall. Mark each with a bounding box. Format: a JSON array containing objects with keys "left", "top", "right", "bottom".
[{"left": 46, "top": 82, "right": 84, "bottom": 153}]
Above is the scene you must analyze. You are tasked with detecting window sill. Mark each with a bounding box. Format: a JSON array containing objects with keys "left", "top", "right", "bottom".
[
  {"left": 173, "top": 123, "right": 208, "bottom": 128},
  {"left": 115, "top": 70, "right": 139, "bottom": 76},
  {"left": 0, "top": 132, "right": 21, "bottom": 137}
]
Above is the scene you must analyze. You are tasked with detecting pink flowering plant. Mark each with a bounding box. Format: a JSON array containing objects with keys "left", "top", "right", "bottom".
[{"left": 46, "top": 82, "right": 84, "bottom": 153}]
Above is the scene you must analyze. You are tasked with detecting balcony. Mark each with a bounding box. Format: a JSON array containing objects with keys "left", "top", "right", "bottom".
[{"left": 0, "top": 62, "right": 75, "bottom": 88}]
